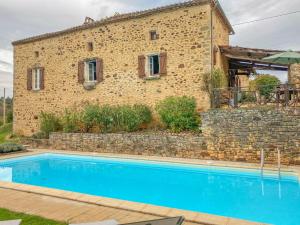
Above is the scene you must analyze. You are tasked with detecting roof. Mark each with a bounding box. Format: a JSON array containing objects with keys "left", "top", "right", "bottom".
[
  {"left": 220, "top": 46, "right": 286, "bottom": 59},
  {"left": 219, "top": 46, "right": 300, "bottom": 72},
  {"left": 12, "top": 0, "right": 234, "bottom": 46}
]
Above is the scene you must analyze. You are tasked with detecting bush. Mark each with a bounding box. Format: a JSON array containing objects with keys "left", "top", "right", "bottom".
[
  {"left": 61, "top": 109, "right": 83, "bottom": 133},
  {"left": 82, "top": 104, "right": 152, "bottom": 133},
  {"left": 114, "top": 105, "right": 137, "bottom": 132},
  {"left": 156, "top": 96, "right": 200, "bottom": 132},
  {"left": 39, "top": 112, "right": 62, "bottom": 138},
  {"left": 82, "top": 104, "right": 102, "bottom": 132},
  {"left": 240, "top": 92, "right": 256, "bottom": 103},
  {"left": 0, "top": 142, "right": 24, "bottom": 153},
  {"left": 32, "top": 132, "right": 48, "bottom": 139},
  {"left": 133, "top": 104, "right": 152, "bottom": 125},
  {"left": 253, "top": 75, "right": 280, "bottom": 98},
  {"left": 6, "top": 111, "right": 13, "bottom": 123}
]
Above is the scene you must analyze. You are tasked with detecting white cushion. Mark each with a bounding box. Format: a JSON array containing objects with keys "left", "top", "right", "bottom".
[
  {"left": 70, "top": 219, "right": 119, "bottom": 225},
  {"left": 0, "top": 220, "right": 22, "bottom": 225}
]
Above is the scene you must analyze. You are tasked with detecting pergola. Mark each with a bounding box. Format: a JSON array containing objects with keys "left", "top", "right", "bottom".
[{"left": 219, "top": 46, "right": 290, "bottom": 87}]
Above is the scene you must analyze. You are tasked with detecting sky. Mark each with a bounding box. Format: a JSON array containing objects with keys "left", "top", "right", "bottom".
[{"left": 1, "top": 0, "right": 300, "bottom": 96}]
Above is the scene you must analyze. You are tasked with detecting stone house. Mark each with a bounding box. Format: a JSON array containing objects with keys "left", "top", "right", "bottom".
[{"left": 12, "top": 0, "right": 234, "bottom": 136}]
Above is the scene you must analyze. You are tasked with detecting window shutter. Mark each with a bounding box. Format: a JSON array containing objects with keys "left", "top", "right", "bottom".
[
  {"left": 78, "top": 61, "right": 85, "bottom": 84},
  {"left": 40, "top": 67, "right": 45, "bottom": 90},
  {"left": 138, "top": 55, "right": 146, "bottom": 78},
  {"left": 27, "top": 68, "right": 32, "bottom": 90},
  {"left": 160, "top": 52, "right": 167, "bottom": 75},
  {"left": 96, "top": 58, "right": 103, "bottom": 83}
]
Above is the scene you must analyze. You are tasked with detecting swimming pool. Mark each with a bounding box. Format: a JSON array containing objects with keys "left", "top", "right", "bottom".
[{"left": 0, "top": 153, "right": 299, "bottom": 225}]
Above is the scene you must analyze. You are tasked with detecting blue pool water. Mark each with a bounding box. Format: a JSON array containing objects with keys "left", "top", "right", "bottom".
[{"left": 0, "top": 153, "right": 299, "bottom": 225}]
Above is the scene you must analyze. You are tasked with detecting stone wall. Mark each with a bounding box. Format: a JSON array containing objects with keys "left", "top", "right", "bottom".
[
  {"left": 13, "top": 2, "right": 230, "bottom": 136},
  {"left": 49, "top": 132, "right": 207, "bottom": 159},
  {"left": 289, "top": 64, "right": 300, "bottom": 86},
  {"left": 201, "top": 109, "right": 300, "bottom": 165},
  {"left": 27, "top": 109, "right": 297, "bottom": 165}
]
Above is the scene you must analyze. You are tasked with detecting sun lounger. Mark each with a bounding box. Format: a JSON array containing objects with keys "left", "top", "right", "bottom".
[
  {"left": 0, "top": 220, "right": 22, "bottom": 225},
  {"left": 70, "top": 216, "right": 184, "bottom": 225},
  {"left": 69, "top": 219, "right": 119, "bottom": 225},
  {"left": 122, "top": 216, "right": 185, "bottom": 225}
]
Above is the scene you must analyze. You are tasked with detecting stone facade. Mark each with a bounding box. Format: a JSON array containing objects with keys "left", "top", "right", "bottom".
[
  {"left": 201, "top": 109, "right": 300, "bottom": 165},
  {"left": 13, "top": 1, "right": 232, "bottom": 136},
  {"left": 289, "top": 64, "right": 300, "bottom": 86}
]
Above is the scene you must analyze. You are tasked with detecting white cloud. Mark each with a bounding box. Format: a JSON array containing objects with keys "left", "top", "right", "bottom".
[
  {"left": 0, "top": 0, "right": 299, "bottom": 93},
  {"left": 0, "top": 49, "right": 13, "bottom": 73}
]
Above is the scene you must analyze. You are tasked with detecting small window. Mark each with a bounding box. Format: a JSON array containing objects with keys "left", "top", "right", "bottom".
[
  {"left": 32, "top": 68, "right": 41, "bottom": 90},
  {"left": 85, "top": 60, "right": 97, "bottom": 82},
  {"left": 150, "top": 31, "right": 159, "bottom": 40},
  {"left": 148, "top": 55, "right": 160, "bottom": 76},
  {"left": 34, "top": 51, "right": 39, "bottom": 57},
  {"left": 87, "top": 42, "right": 93, "bottom": 51}
]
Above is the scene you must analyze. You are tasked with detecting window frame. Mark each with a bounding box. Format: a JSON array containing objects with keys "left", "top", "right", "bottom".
[
  {"left": 84, "top": 59, "right": 97, "bottom": 82},
  {"left": 87, "top": 42, "right": 93, "bottom": 51},
  {"left": 150, "top": 31, "right": 158, "bottom": 40},
  {"left": 32, "top": 68, "right": 41, "bottom": 91},
  {"left": 147, "top": 54, "right": 160, "bottom": 77}
]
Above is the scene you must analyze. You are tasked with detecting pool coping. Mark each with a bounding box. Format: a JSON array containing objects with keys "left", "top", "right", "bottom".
[{"left": 1, "top": 149, "right": 296, "bottom": 225}]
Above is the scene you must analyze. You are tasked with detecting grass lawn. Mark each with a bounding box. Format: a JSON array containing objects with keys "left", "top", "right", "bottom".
[
  {"left": 0, "top": 208, "right": 67, "bottom": 225},
  {"left": 0, "top": 123, "right": 12, "bottom": 144}
]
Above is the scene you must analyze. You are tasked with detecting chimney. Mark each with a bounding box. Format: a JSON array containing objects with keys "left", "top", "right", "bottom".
[{"left": 84, "top": 17, "right": 95, "bottom": 25}]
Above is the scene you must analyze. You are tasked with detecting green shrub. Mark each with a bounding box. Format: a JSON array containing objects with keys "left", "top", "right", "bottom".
[
  {"left": 115, "top": 105, "right": 139, "bottom": 132},
  {"left": 39, "top": 112, "right": 62, "bottom": 138},
  {"left": 61, "top": 109, "right": 83, "bottom": 133},
  {"left": 32, "top": 132, "right": 48, "bottom": 139},
  {"left": 0, "top": 142, "right": 24, "bottom": 153},
  {"left": 133, "top": 104, "right": 152, "bottom": 125},
  {"left": 82, "top": 104, "right": 152, "bottom": 133},
  {"left": 253, "top": 75, "right": 280, "bottom": 98},
  {"left": 240, "top": 92, "right": 256, "bottom": 103},
  {"left": 82, "top": 104, "right": 102, "bottom": 132},
  {"left": 156, "top": 96, "right": 200, "bottom": 132},
  {"left": 98, "top": 105, "right": 116, "bottom": 132},
  {"left": 6, "top": 111, "right": 13, "bottom": 123}
]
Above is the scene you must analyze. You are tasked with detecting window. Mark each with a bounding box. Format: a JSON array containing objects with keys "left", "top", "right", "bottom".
[
  {"left": 87, "top": 42, "right": 93, "bottom": 51},
  {"left": 32, "top": 68, "right": 41, "bottom": 90},
  {"left": 85, "top": 60, "right": 97, "bottom": 82},
  {"left": 34, "top": 51, "right": 39, "bottom": 57},
  {"left": 150, "top": 31, "right": 159, "bottom": 40},
  {"left": 148, "top": 55, "right": 160, "bottom": 76}
]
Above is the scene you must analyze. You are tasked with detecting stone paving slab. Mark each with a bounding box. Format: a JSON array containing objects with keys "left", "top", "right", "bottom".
[{"left": 0, "top": 183, "right": 269, "bottom": 225}]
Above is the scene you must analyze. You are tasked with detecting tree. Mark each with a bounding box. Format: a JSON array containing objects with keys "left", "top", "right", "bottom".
[{"left": 252, "top": 75, "right": 280, "bottom": 98}]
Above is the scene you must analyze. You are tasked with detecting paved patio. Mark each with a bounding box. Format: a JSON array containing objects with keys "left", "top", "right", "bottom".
[{"left": 0, "top": 188, "right": 162, "bottom": 224}]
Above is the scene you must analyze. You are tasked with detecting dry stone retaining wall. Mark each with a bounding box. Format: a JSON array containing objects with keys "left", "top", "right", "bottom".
[
  {"left": 25, "top": 109, "right": 300, "bottom": 165},
  {"left": 201, "top": 109, "right": 300, "bottom": 165},
  {"left": 49, "top": 132, "right": 207, "bottom": 159}
]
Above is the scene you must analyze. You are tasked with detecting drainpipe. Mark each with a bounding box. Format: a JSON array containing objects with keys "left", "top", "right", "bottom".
[{"left": 210, "top": 0, "right": 217, "bottom": 107}]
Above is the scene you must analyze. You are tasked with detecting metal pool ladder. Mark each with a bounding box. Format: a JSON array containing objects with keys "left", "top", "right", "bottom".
[
  {"left": 277, "top": 148, "right": 281, "bottom": 179},
  {"left": 260, "top": 148, "right": 265, "bottom": 175},
  {"left": 260, "top": 148, "right": 281, "bottom": 178}
]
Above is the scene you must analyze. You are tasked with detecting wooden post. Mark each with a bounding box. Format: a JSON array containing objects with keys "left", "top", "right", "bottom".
[
  {"left": 3, "top": 88, "right": 6, "bottom": 125},
  {"left": 233, "top": 86, "right": 238, "bottom": 108},
  {"left": 284, "top": 84, "right": 289, "bottom": 108}
]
